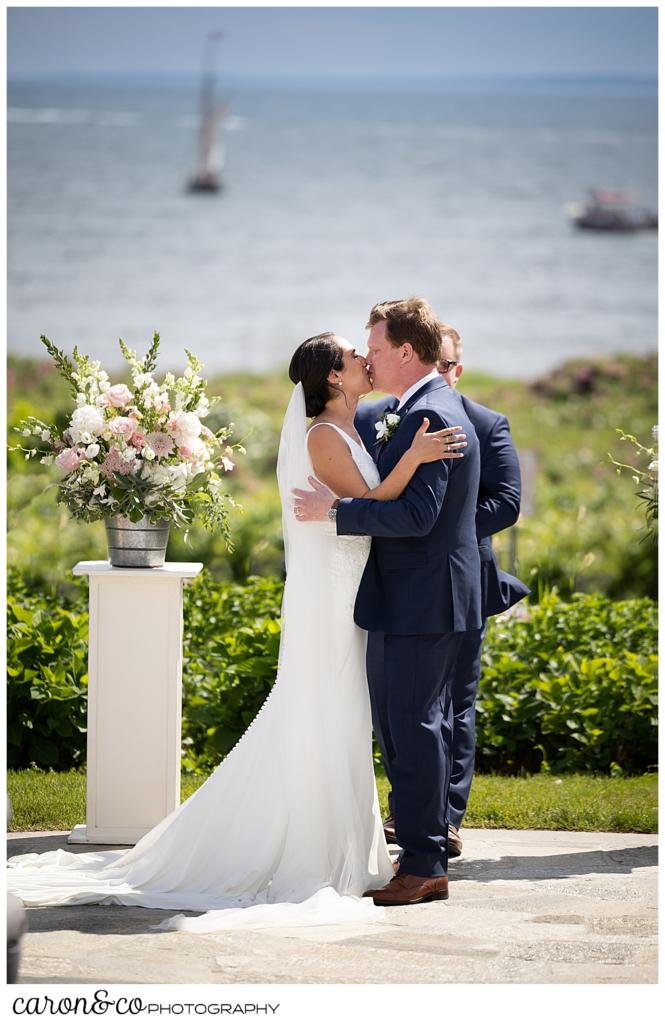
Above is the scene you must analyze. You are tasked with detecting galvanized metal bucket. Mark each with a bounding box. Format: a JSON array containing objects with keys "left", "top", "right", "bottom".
[{"left": 104, "top": 515, "right": 170, "bottom": 568}]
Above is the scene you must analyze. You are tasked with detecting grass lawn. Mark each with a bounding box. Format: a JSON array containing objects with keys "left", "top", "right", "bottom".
[{"left": 7, "top": 768, "right": 657, "bottom": 834}]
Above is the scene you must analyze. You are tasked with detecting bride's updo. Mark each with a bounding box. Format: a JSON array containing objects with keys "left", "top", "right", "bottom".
[{"left": 288, "top": 333, "right": 345, "bottom": 418}]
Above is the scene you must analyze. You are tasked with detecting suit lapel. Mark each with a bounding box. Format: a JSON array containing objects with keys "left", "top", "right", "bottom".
[{"left": 397, "top": 377, "right": 448, "bottom": 419}]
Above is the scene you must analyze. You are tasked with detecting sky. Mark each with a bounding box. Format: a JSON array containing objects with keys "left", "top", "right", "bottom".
[{"left": 6, "top": 5, "right": 659, "bottom": 81}]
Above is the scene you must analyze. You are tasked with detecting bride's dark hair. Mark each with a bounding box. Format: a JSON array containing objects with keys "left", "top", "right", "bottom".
[{"left": 288, "top": 333, "right": 345, "bottom": 418}]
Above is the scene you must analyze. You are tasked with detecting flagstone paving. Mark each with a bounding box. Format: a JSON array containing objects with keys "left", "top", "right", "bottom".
[{"left": 7, "top": 828, "right": 657, "bottom": 985}]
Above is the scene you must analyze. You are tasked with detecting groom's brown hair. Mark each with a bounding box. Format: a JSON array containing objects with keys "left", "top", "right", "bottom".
[{"left": 366, "top": 297, "right": 442, "bottom": 365}]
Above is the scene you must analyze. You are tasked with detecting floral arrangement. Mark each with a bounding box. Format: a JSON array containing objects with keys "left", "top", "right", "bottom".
[
  {"left": 609, "top": 425, "right": 658, "bottom": 540},
  {"left": 10, "top": 333, "right": 243, "bottom": 546},
  {"left": 374, "top": 411, "right": 401, "bottom": 444}
]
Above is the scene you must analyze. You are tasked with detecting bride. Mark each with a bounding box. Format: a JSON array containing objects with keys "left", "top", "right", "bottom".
[{"left": 7, "top": 332, "right": 459, "bottom": 932}]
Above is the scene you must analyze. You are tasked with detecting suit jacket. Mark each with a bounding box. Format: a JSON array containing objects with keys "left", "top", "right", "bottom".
[
  {"left": 355, "top": 391, "right": 529, "bottom": 618},
  {"left": 338, "top": 378, "right": 482, "bottom": 635}
]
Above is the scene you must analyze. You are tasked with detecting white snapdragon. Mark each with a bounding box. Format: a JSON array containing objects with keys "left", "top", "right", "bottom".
[
  {"left": 75, "top": 393, "right": 88, "bottom": 407},
  {"left": 195, "top": 396, "right": 210, "bottom": 418}
]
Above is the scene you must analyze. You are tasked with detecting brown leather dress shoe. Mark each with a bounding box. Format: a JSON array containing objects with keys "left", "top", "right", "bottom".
[
  {"left": 364, "top": 873, "right": 449, "bottom": 906},
  {"left": 383, "top": 815, "right": 397, "bottom": 844},
  {"left": 448, "top": 824, "right": 463, "bottom": 859}
]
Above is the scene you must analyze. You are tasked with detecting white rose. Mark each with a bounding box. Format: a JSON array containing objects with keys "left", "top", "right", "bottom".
[
  {"left": 386, "top": 413, "right": 400, "bottom": 426},
  {"left": 70, "top": 404, "right": 106, "bottom": 443},
  {"left": 168, "top": 410, "right": 202, "bottom": 446},
  {"left": 85, "top": 443, "right": 100, "bottom": 459},
  {"left": 143, "top": 446, "right": 156, "bottom": 461}
]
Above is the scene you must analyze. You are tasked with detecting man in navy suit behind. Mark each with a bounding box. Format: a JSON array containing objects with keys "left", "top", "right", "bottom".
[
  {"left": 356, "top": 322, "right": 529, "bottom": 859},
  {"left": 293, "top": 298, "right": 482, "bottom": 906}
]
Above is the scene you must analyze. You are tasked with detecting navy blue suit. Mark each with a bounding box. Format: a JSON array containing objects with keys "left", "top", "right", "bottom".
[
  {"left": 355, "top": 389, "right": 528, "bottom": 831},
  {"left": 339, "top": 378, "right": 481, "bottom": 876}
]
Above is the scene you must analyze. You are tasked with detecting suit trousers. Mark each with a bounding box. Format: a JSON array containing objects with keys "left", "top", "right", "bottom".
[
  {"left": 447, "top": 624, "right": 486, "bottom": 829},
  {"left": 366, "top": 630, "right": 468, "bottom": 877}
]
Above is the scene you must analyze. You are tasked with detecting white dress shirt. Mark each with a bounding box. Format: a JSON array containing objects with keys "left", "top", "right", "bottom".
[{"left": 396, "top": 369, "right": 441, "bottom": 411}]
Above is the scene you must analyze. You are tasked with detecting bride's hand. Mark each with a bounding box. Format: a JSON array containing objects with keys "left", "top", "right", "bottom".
[{"left": 409, "top": 419, "right": 467, "bottom": 463}]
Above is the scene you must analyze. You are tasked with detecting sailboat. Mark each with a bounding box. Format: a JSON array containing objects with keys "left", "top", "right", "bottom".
[{"left": 187, "top": 31, "right": 226, "bottom": 194}]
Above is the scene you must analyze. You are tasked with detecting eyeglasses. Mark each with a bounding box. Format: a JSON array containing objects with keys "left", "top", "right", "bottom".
[{"left": 438, "top": 360, "right": 458, "bottom": 373}]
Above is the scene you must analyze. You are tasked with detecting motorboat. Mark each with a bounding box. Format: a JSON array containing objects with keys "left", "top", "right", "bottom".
[{"left": 565, "top": 188, "right": 657, "bottom": 232}]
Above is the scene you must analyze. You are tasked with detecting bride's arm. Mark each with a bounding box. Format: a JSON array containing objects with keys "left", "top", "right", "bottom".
[{"left": 306, "top": 422, "right": 465, "bottom": 501}]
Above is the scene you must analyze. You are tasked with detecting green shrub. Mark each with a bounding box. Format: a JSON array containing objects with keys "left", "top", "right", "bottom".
[
  {"left": 6, "top": 571, "right": 657, "bottom": 775},
  {"left": 181, "top": 571, "right": 284, "bottom": 771},
  {"left": 478, "top": 592, "right": 658, "bottom": 774},
  {"left": 7, "top": 569, "right": 89, "bottom": 769}
]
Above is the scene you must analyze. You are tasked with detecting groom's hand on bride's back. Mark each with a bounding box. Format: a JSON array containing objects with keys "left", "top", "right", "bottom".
[{"left": 292, "top": 476, "right": 335, "bottom": 521}]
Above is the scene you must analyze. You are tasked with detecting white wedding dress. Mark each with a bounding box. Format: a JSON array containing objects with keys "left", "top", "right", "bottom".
[{"left": 7, "top": 384, "right": 394, "bottom": 932}]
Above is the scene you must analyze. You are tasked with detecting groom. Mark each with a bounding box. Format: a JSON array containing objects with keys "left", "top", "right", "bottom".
[{"left": 292, "top": 297, "right": 482, "bottom": 905}]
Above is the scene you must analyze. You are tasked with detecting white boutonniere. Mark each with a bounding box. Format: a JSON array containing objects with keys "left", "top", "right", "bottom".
[{"left": 375, "top": 411, "right": 401, "bottom": 445}]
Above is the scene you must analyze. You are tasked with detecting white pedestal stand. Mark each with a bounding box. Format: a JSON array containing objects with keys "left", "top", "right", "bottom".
[{"left": 68, "top": 560, "right": 203, "bottom": 845}]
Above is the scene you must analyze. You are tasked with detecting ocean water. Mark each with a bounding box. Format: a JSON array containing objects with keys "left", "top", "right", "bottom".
[{"left": 7, "top": 80, "right": 658, "bottom": 378}]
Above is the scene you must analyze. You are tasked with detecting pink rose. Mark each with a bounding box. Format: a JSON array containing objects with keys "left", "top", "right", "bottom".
[
  {"left": 55, "top": 447, "right": 85, "bottom": 474},
  {"left": 178, "top": 444, "right": 192, "bottom": 458},
  {"left": 130, "top": 432, "right": 146, "bottom": 450},
  {"left": 109, "top": 416, "right": 136, "bottom": 440},
  {"left": 104, "top": 384, "right": 133, "bottom": 408}
]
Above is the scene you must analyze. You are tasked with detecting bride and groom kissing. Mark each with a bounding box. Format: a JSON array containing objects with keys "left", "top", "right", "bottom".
[
  {"left": 7, "top": 296, "right": 527, "bottom": 930},
  {"left": 292, "top": 296, "right": 527, "bottom": 907}
]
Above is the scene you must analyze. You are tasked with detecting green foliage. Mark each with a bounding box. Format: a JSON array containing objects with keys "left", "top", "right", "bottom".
[
  {"left": 181, "top": 571, "right": 285, "bottom": 771},
  {"left": 6, "top": 570, "right": 657, "bottom": 777},
  {"left": 7, "top": 569, "right": 89, "bottom": 769},
  {"left": 609, "top": 426, "right": 658, "bottom": 539},
  {"left": 478, "top": 591, "right": 658, "bottom": 775}
]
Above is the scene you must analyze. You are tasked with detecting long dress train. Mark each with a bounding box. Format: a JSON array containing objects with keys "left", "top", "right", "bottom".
[{"left": 7, "top": 385, "right": 394, "bottom": 931}]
